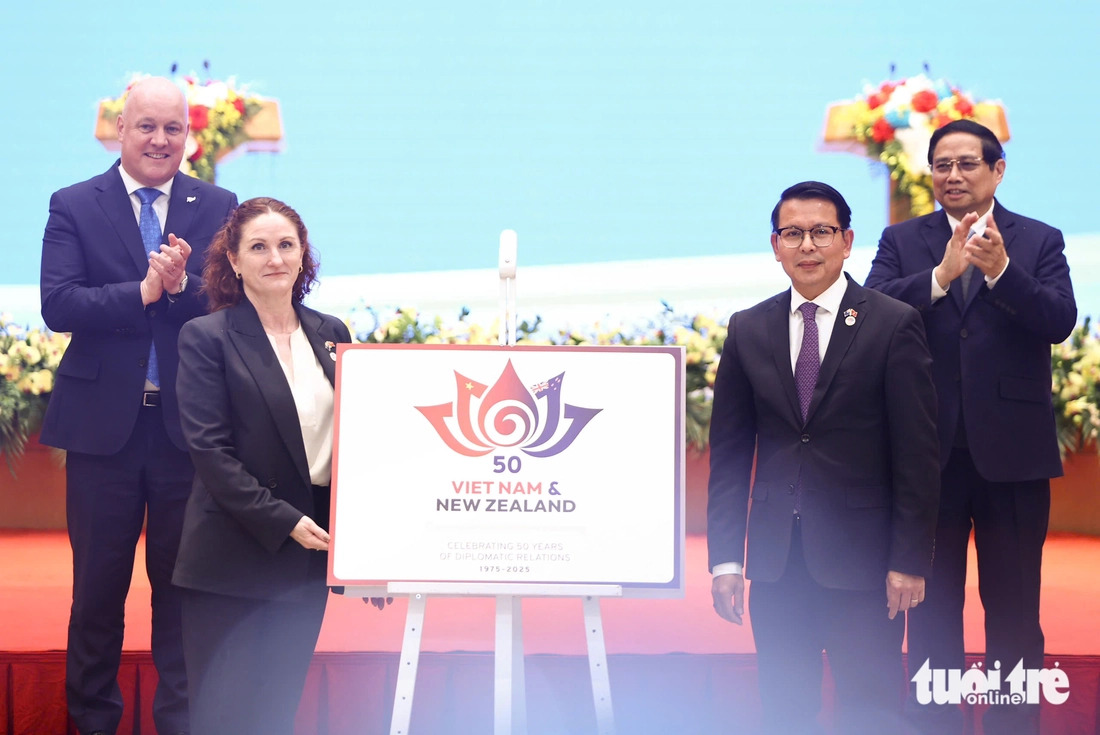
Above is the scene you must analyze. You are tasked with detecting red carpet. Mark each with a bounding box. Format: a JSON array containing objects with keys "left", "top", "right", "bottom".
[{"left": 2, "top": 531, "right": 1099, "bottom": 734}]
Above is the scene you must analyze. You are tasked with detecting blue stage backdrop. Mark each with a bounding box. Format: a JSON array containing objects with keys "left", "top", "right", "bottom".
[{"left": 3, "top": 1, "right": 1098, "bottom": 287}]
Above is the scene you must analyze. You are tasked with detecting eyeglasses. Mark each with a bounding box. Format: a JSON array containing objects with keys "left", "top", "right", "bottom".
[
  {"left": 774, "top": 225, "right": 845, "bottom": 249},
  {"left": 930, "top": 157, "right": 985, "bottom": 175}
]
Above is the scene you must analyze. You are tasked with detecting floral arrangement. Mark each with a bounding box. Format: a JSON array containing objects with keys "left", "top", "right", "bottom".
[
  {"left": 0, "top": 318, "right": 69, "bottom": 471},
  {"left": 360, "top": 306, "right": 507, "bottom": 346},
  {"left": 1052, "top": 318, "right": 1100, "bottom": 457},
  {"left": 850, "top": 73, "right": 990, "bottom": 218},
  {"left": 5, "top": 306, "right": 1098, "bottom": 465},
  {"left": 359, "top": 305, "right": 726, "bottom": 450},
  {"left": 101, "top": 73, "right": 263, "bottom": 183}
]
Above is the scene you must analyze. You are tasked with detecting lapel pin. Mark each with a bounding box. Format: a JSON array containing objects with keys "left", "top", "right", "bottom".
[
  {"left": 186, "top": 196, "right": 197, "bottom": 203},
  {"left": 843, "top": 308, "right": 858, "bottom": 327},
  {"left": 325, "top": 341, "right": 337, "bottom": 361}
]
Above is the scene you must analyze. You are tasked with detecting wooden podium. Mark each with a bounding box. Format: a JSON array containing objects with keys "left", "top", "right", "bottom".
[
  {"left": 94, "top": 98, "right": 284, "bottom": 162},
  {"left": 819, "top": 100, "right": 1010, "bottom": 224}
]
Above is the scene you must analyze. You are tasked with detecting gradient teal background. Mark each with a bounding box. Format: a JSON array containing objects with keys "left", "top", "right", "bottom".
[{"left": 3, "top": 1, "right": 1097, "bottom": 285}]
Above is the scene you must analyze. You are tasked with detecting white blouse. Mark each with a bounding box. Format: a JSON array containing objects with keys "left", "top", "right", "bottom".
[{"left": 267, "top": 326, "right": 335, "bottom": 486}]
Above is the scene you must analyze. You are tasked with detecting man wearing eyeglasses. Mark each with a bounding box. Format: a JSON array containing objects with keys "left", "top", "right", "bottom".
[
  {"left": 709, "top": 181, "right": 940, "bottom": 734},
  {"left": 865, "top": 119, "right": 1076, "bottom": 735}
]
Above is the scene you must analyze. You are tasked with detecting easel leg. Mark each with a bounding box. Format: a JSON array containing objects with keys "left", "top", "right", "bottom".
[
  {"left": 495, "top": 595, "right": 527, "bottom": 735},
  {"left": 390, "top": 593, "right": 427, "bottom": 735},
  {"left": 583, "top": 595, "right": 616, "bottom": 734}
]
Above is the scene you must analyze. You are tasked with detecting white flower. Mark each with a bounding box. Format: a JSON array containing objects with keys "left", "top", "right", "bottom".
[
  {"left": 186, "top": 82, "right": 223, "bottom": 108},
  {"left": 895, "top": 115, "right": 933, "bottom": 175}
]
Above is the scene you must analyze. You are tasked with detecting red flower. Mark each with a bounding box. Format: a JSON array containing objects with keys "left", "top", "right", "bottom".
[
  {"left": 880, "top": 81, "right": 897, "bottom": 94},
  {"left": 933, "top": 113, "right": 953, "bottom": 129},
  {"left": 189, "top": 142, "right": 204, "bottom": 162},
  {"left": 867, "top": 92, "right": 888, "bottom": 110},
  {"left": 954, "top": 97, "right": 974, "bottom": 117},
  {"left": 189, "top": 104, "right": 209, "bottom": 131},
  {"left": 911, "top": 90, "right": 939, "bottom": 113},
  {"left": 233, "top": 97, "right": 245, "bottom": 115},
  {"left": 871, "top": 118, "right": 895, "bottom": 143}
]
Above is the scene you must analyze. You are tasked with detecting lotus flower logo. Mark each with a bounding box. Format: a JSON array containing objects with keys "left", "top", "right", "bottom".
[{"left": 416, "top": 360, "right": 601, "bottom": 458}]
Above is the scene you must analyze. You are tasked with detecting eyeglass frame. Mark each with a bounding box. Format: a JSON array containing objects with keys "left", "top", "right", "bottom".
[
  {"left": 929, "top": 157, "right": 986, "bottom": 175},
  {"left": 773, "top": 225, "right": 847, "bottom": 249}
]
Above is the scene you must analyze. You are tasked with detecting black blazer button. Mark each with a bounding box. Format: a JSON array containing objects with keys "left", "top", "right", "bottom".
[
  {"left": 800, "top": 434, "right": 810, "bottom": 443},
  {"left": 960, "top": 328, "right": 968, "bottom": 338},
  {"left": 267, "top": 480, "right": 278, "bottom": 489},
  {"left": 138, "top": 358, "right": 147, "bottom": 368}
]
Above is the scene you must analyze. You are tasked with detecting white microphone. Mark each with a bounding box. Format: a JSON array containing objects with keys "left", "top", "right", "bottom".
[
  {"left": 498, "top": 230, "right": 518, "bottom": 345},
  {"left": 498, "top": 229, "right": 517, "bottom": 279}
]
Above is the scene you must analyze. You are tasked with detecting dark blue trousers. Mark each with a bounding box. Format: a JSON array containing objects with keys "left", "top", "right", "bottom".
[{"left": 65, "top": 405, "right": 192, "bottom": 735}]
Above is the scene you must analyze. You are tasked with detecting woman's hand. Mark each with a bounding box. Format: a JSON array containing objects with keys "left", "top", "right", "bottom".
[
  {"left": 364, "top": 596, "right": 394, "bottom": 610},
  {"left": 289, "top": 515, "right": 330, "bottom": 551}
]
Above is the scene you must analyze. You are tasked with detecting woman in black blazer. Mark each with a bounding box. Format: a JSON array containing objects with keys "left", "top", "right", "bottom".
[{"left": 172, "top": 197, "right": 374, "bottom": 733}]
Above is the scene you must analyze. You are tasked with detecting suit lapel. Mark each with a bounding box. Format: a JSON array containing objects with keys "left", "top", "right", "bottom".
[
  {"left": 226, "top": 301, "right": 312, "bottom": 488},
  {"left": 919, "top": 210, "right": 963, "bottom": 306},
  {"left": 921, "top": 210, "right": 951, "bottom": 256},
  {"left": 807, "top": 276, "right": 867, "bottom": 422},
  {"left": 990, "top": 200, "right": 1018, "bottom": 262},
  {"left": 297, "top": 306, "right": 339, "bottom": 387},
  {"left": 766, "top": 291, "right": 803, "bottom": 424},
  {"left": 163, "top": 172, "right": 201, "bottom": 238},
  {"left": 95, "top": 165, "right": 149, "bottom": 276}
]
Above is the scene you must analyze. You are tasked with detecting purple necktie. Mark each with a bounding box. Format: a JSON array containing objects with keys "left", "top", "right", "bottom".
[
  {"left": 795, "top": 302, "right": 820, "bottom": 422},
  {"left": 136, "top": 187, "right": 162, "bottom": 388},
  {"left": 793, "top": 302, "right": 819, "bottom": 515}
]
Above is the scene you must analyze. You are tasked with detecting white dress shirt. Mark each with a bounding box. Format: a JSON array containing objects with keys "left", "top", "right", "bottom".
[
  {"left": 268, "top": 326, "right": 336, "bottom": 487},
  {"left": 713, "top": 275, "right": 850, "bottom": 578},
  {"left": 118, "top": 165, "right": 173, "bottom": 239},
  {"left": 119, "top": 165, "right": 174, "bottom": 391}
]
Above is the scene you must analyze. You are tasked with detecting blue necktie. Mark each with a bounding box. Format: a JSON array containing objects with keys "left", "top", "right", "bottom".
[
  {"left": 960, "top": 227, "right": 980, "bottom": 301},
  {"left": 136, "top": 187, "right": 163, "bottom": 388}
]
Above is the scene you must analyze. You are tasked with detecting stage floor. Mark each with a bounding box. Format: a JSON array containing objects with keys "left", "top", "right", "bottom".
[
  {"left": 2, "top": 530, "right": 1098, "bottom": 657},
  {"left": 3, "top": 531, "right": 1100, "bottom": 734}
]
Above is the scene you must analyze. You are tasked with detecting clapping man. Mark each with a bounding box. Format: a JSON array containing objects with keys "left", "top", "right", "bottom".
[
  {"left": 40, "top": 77, "right": 237, "bottom": 735},
  {"left": 865, "top": 119, "right": 1076, "bottom": 734}
]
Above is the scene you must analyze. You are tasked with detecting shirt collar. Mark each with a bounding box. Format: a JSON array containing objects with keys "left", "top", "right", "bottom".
[
  {"left": 790, "top": 273, "right": 848, "bottom": 315},
  {"left": 118, "top": 164, "right": 174, "bottom": 199},
  {"left": 945, "top": 200, "right": 996, "bottom": 236}
]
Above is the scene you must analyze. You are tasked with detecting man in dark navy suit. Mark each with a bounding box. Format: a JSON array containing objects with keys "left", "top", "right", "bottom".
[
  {"left": 708, "top": 181, "right": 940, "bottom": 734},
  {"left": 39, "top": 76, "right": 237, "bottom": 735},
  {"left": 866, "top": 119, "right": 1076, "bottom": 735}
]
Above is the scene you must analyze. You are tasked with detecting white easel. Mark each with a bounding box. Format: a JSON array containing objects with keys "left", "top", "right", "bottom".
[{"left": 351, "top": 231, "right": 619, "bottom": 735}]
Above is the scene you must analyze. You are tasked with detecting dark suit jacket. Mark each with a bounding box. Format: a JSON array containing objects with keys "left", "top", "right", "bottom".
[
  {"left": 39, "top": 162, "right": 237, "bottom": 454},
  {"left": 865, "top": 203, "right": 1076, "bottom": 482},
  {"left": 706, "top": 276, "right": 940, "bottom": 591},
  {"left": 172, "top": 300, "right": 351, "bottom": 601}
]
